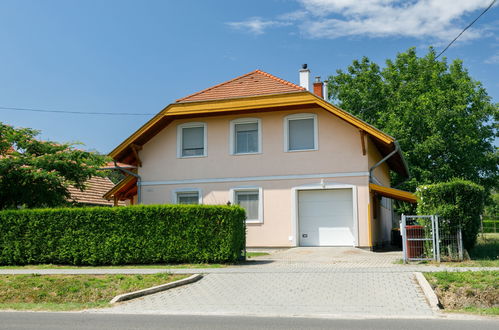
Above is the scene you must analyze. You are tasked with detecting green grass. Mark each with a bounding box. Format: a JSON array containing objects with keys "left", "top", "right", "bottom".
[
  {"left": 424, "top": 271, "right": 498, "bottom": 315},
  {"left": 0, "top": 273, "right": 187, "bottom": 311},
  {"left": 246, "top": 252, "right": 270, "bottom": 258},
  {"left": 0, "top": 263, "right": 224, "bottom": 269}
]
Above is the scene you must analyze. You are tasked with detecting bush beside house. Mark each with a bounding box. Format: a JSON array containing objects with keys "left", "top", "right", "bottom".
[
  {"left": 0, "top": 205, "right": 246, "bottom": 265},
  {"left": 416, "top": 179, "right": 485, "bottom": 250}
]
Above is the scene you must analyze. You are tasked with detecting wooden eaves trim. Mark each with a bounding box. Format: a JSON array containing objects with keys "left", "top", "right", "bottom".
[
  {"left": 109, "top": 91, "right": 395, "bottom": 161},
  {"left": 103, "top": 175, "right": 136, "bottom": 200},
  {"left": 369, "top": 183, "right": 417, "bottom": 203}
]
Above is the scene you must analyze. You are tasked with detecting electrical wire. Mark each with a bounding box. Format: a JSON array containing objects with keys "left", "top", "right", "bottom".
[
  {"left": 435, "top": 0, "right": 497, "bottom": 59},
  {"left": 0, "top": 106, "right": 155, "bottom": 116}
]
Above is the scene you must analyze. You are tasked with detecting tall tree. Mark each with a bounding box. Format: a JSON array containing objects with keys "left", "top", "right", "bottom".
[
  {"left": 0, "top": 122, "right": 107, "bottom": 209},
  {"left": 328, "top": 48, "right": 498, "bottom": 195}
]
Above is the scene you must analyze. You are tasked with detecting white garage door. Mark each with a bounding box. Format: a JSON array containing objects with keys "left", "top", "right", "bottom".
[{"left": 298, "top": 189, "right": 355, "bottom": 246}]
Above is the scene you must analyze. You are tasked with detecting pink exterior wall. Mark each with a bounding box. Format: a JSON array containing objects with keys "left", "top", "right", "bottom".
[{"left": 137, "top": 107, "right": 373, "bottom": 247}]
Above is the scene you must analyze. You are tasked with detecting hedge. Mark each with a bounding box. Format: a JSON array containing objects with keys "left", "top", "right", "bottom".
[
  {"left": 0, "top": 204, "right": 246, "bottom": 265},
  {"left": 416, "top": 179, "right": 485, "bottom": 250}
]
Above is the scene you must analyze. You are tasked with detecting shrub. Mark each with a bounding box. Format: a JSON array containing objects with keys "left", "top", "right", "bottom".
[
  {"left": 416, "top": 179, "right": 485, "bottom": 250},
  {"left": 0, "top": 205, "right": 246, "bottom": 265}
]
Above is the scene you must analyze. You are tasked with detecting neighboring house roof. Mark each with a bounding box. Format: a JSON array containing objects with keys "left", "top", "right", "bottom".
[
  {"left": 176, "top": 70, "right": 305, "bottom": 103},
  {"left": 108, "top": 69, "right": 409, "bottom": 178},
  {"left": 68, "top": 176, "right": 125, "bottom": 206}
]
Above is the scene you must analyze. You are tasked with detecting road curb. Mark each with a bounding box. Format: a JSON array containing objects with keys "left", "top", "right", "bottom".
[
  {"left": 110, "top": 274, "right": 202, "bottom": 304},
  {"left": 414, "top": 272, "right": 441, "bottom": 312}
]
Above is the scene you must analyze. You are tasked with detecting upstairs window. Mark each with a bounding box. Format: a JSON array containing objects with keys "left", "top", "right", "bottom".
[
  {"left": 230, "top": 118, "right": 261, "bottom": 155},
  {"left": 284, "top": 113, "right": 318, "bottom": 152},
  {"left": 177, "top": 122, "right": 207, "bottom": 158}
]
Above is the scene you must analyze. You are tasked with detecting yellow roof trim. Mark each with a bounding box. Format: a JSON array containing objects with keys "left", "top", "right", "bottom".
[
  {"left": 103, "top": 176, "right": 135, "bottom": 200},
  {"left": 369, "top": 183, "right": 417, "bottom": 203},
  {"left": 109, "top": 91, "right": 395, "bottom": 159}
]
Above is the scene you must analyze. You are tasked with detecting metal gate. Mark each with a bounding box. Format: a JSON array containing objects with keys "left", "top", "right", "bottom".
[{"left": 401, "top": 214, "right": 464, "bottom": 263}]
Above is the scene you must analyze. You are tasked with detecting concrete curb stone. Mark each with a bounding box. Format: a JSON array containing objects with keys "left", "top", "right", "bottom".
[
  {"left": 110, "top": 274, "right": 202, "bottom": 304},
  {"left": 414, "top": 272, "right": 441, "bottom": 312}
]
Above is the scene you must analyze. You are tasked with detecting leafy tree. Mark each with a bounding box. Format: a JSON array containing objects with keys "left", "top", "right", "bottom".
[
  {"left": 328, "top": 48, "right": 498, "bottom": 196},
  {"left": 0, "top": 122, "right": 107, "bottom": 209}
]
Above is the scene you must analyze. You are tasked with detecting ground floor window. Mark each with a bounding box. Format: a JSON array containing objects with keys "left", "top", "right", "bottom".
[
  {"left": 174, "top": 189, "right": 202, "bottom": 205},
  {"left": 231, "top": 187, "right": 263, "bottom": 223}
]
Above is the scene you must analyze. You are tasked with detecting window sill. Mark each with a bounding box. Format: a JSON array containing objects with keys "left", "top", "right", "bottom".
[
  {"left": 178, "top": 155, "right": 207, "bottom": 159},
  {"left": 285, "top": 148, "right": 318, "bottom": 153},
  {"left": 245, "top": 219, "right": 263, "bottom": 224},
  {"left": 231, "top": 152, "right": 262, "bottom": 156}
]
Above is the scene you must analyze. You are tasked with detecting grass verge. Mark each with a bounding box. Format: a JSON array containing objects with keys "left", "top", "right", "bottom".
[
  {"left": 0, "top": 263, "right": 223, "bottom": 269},
  {"left": 0, "top": 273, "right": 187, "bottom": 311},
  {"left": 246, "top": 252, "right": 270, "bottom": 258},
  {"left": 424, "top": 271, "right": 498, "bottom": 316}
]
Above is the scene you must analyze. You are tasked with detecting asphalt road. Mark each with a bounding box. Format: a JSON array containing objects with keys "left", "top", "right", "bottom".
[{"left": 0, "top": 313, "right": 497, "bottom": 330}]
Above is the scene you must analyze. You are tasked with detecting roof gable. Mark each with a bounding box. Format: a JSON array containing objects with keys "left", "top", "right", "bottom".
[{"left": 176, "top": 70, "right": 305, "bottom": 103}]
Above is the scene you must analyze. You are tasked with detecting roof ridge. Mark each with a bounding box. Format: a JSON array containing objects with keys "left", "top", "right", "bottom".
[
  {"left": 253, "top": 70, "right": 305, "bottom": 91},
  {"left": 176, "top": 70, "right": 260, "bottom": 103}
]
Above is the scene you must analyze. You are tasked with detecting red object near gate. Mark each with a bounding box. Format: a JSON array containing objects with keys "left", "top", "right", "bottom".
[{"left": 406, "top": 225, "right": 424, "bottom": 258}]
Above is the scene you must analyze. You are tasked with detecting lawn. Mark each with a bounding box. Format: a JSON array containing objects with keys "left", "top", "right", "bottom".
[
  {"left": 424, "top": 271, "right": 498, "bottom": 315},
  {"left": 0, "top": 273, "right": 186, "bottom": 311},
  {"left": 0, "top": 263, "right": 224, "bottom": 269},
  {"left": 246, "top": 252, "right": 270, "bottom": 258}
]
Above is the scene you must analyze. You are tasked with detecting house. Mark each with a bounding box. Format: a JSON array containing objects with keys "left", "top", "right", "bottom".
[
  {"left": 104, "top": 66, "right": 416, "bottom": 249},
  {"left": 68, "top": 176, "right": 125, "bottom": 207}
]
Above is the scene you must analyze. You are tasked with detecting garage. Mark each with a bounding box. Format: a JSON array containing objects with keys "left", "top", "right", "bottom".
[{"left": 298, "top": 189, "right": 355, "bottom": 246}]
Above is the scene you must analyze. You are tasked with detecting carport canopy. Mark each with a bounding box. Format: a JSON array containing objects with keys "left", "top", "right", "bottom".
[{"left": 369, "top": 183, "right": 417, "bottom": 203}]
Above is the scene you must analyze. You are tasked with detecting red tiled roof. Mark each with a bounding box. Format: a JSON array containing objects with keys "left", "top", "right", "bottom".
[
  {"left": 176, "top": 69, "right": 306, "bottom": 103},
  {"left": 67, "top": 176, "right": 125, "bottom": 206}
]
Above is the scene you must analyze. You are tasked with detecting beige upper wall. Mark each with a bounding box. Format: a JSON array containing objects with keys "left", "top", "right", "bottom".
[{"left": 138, "top": 107, "right": 369, "bottom": 182}]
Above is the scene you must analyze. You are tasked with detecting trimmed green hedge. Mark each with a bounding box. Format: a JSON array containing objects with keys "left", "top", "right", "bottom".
[
  {"left": 0, "top": 205, "right": 246, "bottom": 265},
  {"left": 416, "top": 179, "right": 485, "bottom": 250}
]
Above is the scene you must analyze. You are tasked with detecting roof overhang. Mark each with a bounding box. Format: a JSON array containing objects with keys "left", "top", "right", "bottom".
[
  {"left": 109, "top": 91, "right": 409, "bottom": 177},
  {"left": 103, "top": 175, "right": 137, "bottom": 201},
  {"left": 369, "top": 183, "right": 417, "bottom": 203}
]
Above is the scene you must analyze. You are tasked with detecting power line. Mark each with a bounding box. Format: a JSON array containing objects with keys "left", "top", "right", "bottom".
[
  {"left": 0, "top": 106, "right": 155, "bottom": 116},
  {"left": 435, "top": 0, "right": 497, "bottom": 59}
]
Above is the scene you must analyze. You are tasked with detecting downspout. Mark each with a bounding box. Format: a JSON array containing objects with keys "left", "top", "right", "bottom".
[
  {"left": 114, "top": 161, "right": 142, "bottom": 205},
  {"left": 369, "top": 140, "right": 401, "bottom": 184}
]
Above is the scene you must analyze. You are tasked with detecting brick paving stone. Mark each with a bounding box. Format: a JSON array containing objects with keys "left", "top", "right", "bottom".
[{"left": 98, "top": 272, "right": 434, "bottom": 318}]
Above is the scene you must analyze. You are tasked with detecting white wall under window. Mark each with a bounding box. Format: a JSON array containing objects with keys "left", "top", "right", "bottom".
[
  {"left": 172, "top": 188, "right": 203, "bottom": 205},
  {"left": 177, "top": 122, "right": 207, "bottom": 158},
  {"left": 283, "top": 113, "right": 318, "bottom": 152},
  {"left": 229, "top": 118, "right": 262, "bottom": 155},
  {"left": 229, "top": 187, "right": 263, "bottom": 223}
]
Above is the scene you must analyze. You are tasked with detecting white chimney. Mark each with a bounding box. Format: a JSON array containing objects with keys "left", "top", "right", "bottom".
[
  {"left": 323, "top": 79, "right": 329, "bottom": 100},
  {"left": 299, "top": 64, "right": 310, "bottom": 91}
]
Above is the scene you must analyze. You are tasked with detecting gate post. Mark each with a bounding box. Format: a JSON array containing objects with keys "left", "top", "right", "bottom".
[
  {"left": 458, "top": 227, "right": 464, "bottom": 261},
  {"left": 401, "top": 214, "right": 407, "bottom": 263},
  {"left": 434, "top": 215, "right": 440, "bottom": 262}
]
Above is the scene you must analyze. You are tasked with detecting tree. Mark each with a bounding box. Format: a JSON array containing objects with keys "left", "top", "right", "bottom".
[
  {"left": 328, "top": 48, "right": 498, "bottom": 195},
  {"left": 0, "top": 122, "right": 107, "bottom": 209}
]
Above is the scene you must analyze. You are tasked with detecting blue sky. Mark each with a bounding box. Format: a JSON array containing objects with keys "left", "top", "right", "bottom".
[{"left": 1, "top": 0, "right": 497, "bottom": 153}]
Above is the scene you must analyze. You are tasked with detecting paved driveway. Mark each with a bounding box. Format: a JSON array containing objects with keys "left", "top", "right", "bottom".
[{"left": 98, "top": 248, "right": 434, "bottom": 318}]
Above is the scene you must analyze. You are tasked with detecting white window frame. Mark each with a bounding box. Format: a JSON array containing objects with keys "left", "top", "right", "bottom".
[
  {"left": 172, "top": 188, "right": 203, "bottom": 205},
  {"left": 229, "top": 186, "right": 263, "bottom": 224},
  {"left": 177, "top": 122, "right": 207, "bottom": 158},
  {"left": 229, "top": 118, "right": 262, "bottom": 155},
  {"left": 283, "top": 113, "right": 318, "bottom": 152}
]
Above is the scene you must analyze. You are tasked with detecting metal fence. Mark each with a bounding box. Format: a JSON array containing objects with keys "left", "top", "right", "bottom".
[
  {"left": 481, "top": 216, "right": 498, "bottom": 233},
  {"left": 401, "top": 214, "right": 463, "bottom": 263}
]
